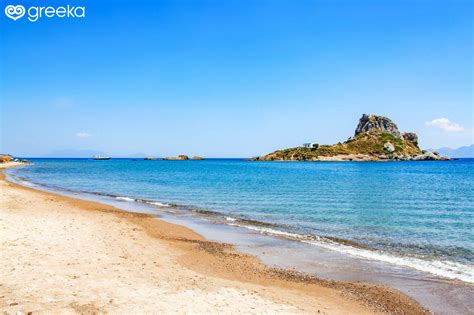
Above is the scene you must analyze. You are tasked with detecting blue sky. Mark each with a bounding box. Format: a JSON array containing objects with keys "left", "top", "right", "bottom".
[{"left": 1, "top": 0, "right": 472, "bottom": 157}]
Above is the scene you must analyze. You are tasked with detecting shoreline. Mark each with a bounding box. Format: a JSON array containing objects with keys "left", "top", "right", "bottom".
[
  {"left": 8, "top": 166, "right": 473, "bottom": 285},
  {"left": 0, "top": 162, "right": 428, "bottom": 314}
]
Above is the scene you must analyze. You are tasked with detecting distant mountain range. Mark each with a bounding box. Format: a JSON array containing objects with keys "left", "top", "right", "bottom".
[
  {"left": 431, "top": 145, "right": 474, "bottom": 158},
  {"left": 29, "top": 145, "right": 474, "bottom": 159}
]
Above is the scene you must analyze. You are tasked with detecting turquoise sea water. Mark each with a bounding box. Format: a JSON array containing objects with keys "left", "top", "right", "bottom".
[{"left": 8, "top": 158, "right": 474, "bottom": 283}]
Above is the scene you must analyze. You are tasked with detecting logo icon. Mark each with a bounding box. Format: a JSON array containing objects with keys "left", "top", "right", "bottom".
[{"left": 5, "top": 5, "right": 25, "bottom": 20}]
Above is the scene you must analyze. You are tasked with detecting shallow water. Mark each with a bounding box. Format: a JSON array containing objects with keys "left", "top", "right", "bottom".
[
  {"left": 6, "top": 160, "right": 474, "bottom": 314},
  {"left": 161, "top": 211, "right": 474, "bottom": 315}
]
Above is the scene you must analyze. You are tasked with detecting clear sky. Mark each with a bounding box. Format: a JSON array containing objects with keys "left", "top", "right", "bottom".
[{"left": 1, "top": 0, "right": 472, "bottom": 157}]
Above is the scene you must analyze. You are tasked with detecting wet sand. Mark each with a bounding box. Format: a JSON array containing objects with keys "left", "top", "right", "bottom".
[{"left": 0, "top": 162, "right": 427, "bottom": 314}]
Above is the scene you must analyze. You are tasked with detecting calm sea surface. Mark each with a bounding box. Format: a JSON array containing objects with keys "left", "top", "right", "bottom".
[{"left": 8, "top": 158, "right": 474, "bottom": 283}]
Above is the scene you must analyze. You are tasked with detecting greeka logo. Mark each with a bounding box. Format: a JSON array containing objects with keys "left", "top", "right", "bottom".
[
  {"left": 4, "top": 4, "right": 85, "bottom": 22},
  {"left": 5, "top": 4, "right": 25, "bottom": 20}
]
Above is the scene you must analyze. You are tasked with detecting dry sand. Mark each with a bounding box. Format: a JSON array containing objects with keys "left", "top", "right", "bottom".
[{"left": 0, "top": 162, "right": 427, "bottom": 314}]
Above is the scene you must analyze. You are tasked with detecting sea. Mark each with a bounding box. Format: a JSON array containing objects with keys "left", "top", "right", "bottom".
[{"left": 6, "top": 158, "right": 474, "bottom": 314}]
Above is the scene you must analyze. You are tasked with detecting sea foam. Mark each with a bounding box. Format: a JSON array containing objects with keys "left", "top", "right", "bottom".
[
  {"left": 228, "top": 222, "right": 474, "bottom": 283},
  {"left": 148, "top": 201, "right": 172, "bottom": 207},
  {"left": 115, "top": 196, "right": 135, "bottom": 202}
]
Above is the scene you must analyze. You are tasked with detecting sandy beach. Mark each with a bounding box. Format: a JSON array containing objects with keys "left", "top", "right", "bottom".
[{"left": 0, "top": 162, "right": 427, "bottom": 314}]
